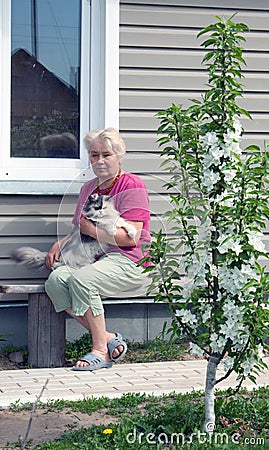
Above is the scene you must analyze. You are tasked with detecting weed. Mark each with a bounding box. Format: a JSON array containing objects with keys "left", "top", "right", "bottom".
[
  {"left": 65, "top": 333, "right": 92, "bottom": 361},
  {"left": 65, "top": 332, "right": 190, "bottom": 364},
  {"left": 2, "top": 343, "right": 26, "bottom": 356}
]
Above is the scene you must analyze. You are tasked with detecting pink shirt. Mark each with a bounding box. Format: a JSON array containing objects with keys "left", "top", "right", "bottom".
[{"left": 72, "top": 172, "right": 151, "bottom": 265}]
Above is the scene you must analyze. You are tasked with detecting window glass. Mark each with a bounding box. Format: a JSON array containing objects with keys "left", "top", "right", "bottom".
[{"left": 11, "top": 0, "right": 81, "bottom": 159}]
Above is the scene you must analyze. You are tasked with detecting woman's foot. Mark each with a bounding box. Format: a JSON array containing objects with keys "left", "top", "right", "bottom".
[
  {"left": 74, "top": 332, "right": 127, "bottom": 368},
  {"left": 73, "top": 352, "right": 113, "bottom": 371},
  {"left": 75, "top": 347, "right": 111, "bottom": 368},
  {"left": 107, "top": 332, "right": 127, "bottom": 362}
]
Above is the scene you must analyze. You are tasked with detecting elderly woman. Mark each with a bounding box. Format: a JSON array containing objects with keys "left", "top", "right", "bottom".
[{"left": 45, "top": 128, "right": 151, "bottom": 371}]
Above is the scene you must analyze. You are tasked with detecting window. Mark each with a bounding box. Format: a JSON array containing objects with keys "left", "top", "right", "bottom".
[
  {"left": 11, "top": 0, "right": 81, "bottom": 160},
  {"left": 0, "top": 0, "right": 119, "bottom": 182}
]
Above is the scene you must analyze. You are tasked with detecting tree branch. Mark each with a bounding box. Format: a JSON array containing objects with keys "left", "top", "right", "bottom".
[{"left": 19, "top": 379, "right": 49, "bottom": 450}]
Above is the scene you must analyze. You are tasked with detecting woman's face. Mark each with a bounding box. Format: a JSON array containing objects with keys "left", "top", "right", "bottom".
[{"left": 89, "top": 141, "right": 120, "bottom": 182}]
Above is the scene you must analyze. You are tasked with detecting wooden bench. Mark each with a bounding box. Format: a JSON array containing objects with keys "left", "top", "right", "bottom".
[{"left": 0, "top": 283, "right": 156, "bottom": 368}]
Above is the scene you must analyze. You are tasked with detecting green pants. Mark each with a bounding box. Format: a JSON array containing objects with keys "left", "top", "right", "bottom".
[{"left": 45, "top": 252, "right": 147, "bottom": 317}]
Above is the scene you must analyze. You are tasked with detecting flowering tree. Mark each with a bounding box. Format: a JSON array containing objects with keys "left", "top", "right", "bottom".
[{"left": 143, "top": 15, "right": 269, "bottom": 433}]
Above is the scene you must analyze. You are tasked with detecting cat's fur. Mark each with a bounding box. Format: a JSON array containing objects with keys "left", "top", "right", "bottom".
[{"left": 11, "top": 194, "right": 136, "bottom": 270}]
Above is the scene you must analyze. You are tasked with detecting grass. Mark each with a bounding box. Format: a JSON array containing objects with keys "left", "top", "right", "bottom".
[
  {"left": 6, "top": 388, "right": 269, "bottom": 449},
  {"left": 1, "top": 331, "right": 191, "bottom": 370},
  {"left": 4, "top": 334, "right": 269, "bottom": 448},
  {"left": 65, "top": 332, "right": 192, "bottom": 365}
]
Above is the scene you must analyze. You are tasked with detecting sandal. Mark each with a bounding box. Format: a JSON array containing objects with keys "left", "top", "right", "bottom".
[
  {"left": 107, "top": 332, "right": 127, "bottom": 362},
  {"left": 72, "top": 353, "right": 113, "bottom": 371}
]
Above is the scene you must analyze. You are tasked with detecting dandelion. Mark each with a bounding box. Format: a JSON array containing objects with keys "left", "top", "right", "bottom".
[{"left": 103, "top": 428, "right": 113, "bottom": 435}]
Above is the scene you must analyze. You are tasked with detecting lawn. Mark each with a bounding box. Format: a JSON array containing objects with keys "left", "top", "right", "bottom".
[
  {"left": 2, "top": 334, "right": 268, "bottom": 449},
  {"left": 3, "top": 388, "right": 269, "bottom": 449}
]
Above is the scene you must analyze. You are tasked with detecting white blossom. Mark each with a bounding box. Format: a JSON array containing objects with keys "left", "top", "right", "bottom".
[
  {"left": 233, "top": 118, "right": 243, "bottom": 136},
  {"left": 196, "top": 218, "right": 212, "bottom": 242},
  {"left": 240, "top": 345, "right": 265, "bottom": 375},
  {"left": 201, "top": 303, "right": 212, "bottom": 322},
  {"left": 175, "top": 308, "right": 197, "bottom": 326},
  {"left": 202, "top": 169, "right": 221, "bottom": 191},
  {"left": 222, "top": 119, "right": 243, "bottom": 158},
  {"left": 164, "top": 115, "right": 266, "bottom": 386},
  {"left": 210, "top": 332, "right": 227, "bottom": 352},
  {"left": 217, "top": 235, "right": 243, "bottom": 256},
  {"left": 223, "top": 168, "right": 237, "bottom": 183},
  {"left": 218, "top": 263, "right": 259, "bottom": 295},
  {"left": 246, "top": 229, "right": 266, "bottom": 253},
  {"left": 201, "top": 131, "right": 218, "bottom": 147},
  {"left": 222, "top": 356, "right": 235, "bottom": 371},
  {"left": 230, "top": 241, "right": 243, "bottom": 256},
  {"left": 189, "top": 342, "right": 204, "bottom": 357},
  {"left": 181, "top": 283, "right": 194, "bottom": 301},
  {"left": 257, "top": 344, "right": 265, "bottom": 359},
  {"left": 241, "top": 357, "right": 255, "bottom": 375},
  {"left": 209, "top": 264, "right": 218, "bottom": 277},
  {"left": 183, "top": 249, "right": 208, "bottom": 284}
]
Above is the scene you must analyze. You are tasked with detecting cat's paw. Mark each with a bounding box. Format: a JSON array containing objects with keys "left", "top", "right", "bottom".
[
  {"left": 126, "top": 225, "right": 136, "bottom": 239},
  {"left": 106, "top": 225, "right": 117, "bottom": 236}
]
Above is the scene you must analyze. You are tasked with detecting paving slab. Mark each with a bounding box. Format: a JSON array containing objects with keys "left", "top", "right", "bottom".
[{"left": 0, "top": 358, "right": 268, "bottom": 409}]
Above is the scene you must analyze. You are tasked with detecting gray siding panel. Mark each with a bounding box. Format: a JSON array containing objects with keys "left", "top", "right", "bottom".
[
  {"left": 121, "top": 91, "right": 269, "bottom": 112},
  {"left": 120, "top": 70, "right": 269, "bottom": 95},
  {"left": 120, "top": 5, "right": 269, "bottom": 30}
]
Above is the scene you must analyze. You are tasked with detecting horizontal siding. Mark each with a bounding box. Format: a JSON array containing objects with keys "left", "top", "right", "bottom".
[
  {"left": 121, "top": 28, "right": 269, "bottom": 52},
  {"left": 0, "top": 195, "right": 73, "bottom": 286},
  {"left": 0, "top": 195, "right": 77, "bottom": 216},
  {"left": 120, "top": 92, "right": 269, "bottom": 112},
  {"left": 120, "top": 49, "right": 269, "bottom": 73},
  {"left": 121, "top": 112, "right": 269, "bottom": 133},
  {"left": 120, "top": 70, "right": 269, "bottom": 93},
  {"left": 122, "top": 132, "right": 269, "bottom": 155},
  {"left": 124, "top": 0, "right": 269, "bottom": 10},
  {"left": 119, "top": 1, "right": 269, "bottom": 144},
  {"left": 1, "top": 0, "right": 269, "bottom": 296},
  {"left": 119, "top": 0, "right": 269, "bottom": 277},
  {"left": 0, "top": 216, "right": 71, "bottom": 236},
  {"left": 120, "top": 4, "right": 269, "bottom": 29}
]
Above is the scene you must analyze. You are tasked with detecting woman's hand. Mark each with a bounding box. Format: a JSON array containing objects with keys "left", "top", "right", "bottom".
[
  {"left": 79, "top": 217, "right": 96, "bottom": 237},
  {"left": 45, "top": 235, "right": 70, "bottom": 270},
  {"left": 45, "top": 241, "right": 60, "bottom": 270}
]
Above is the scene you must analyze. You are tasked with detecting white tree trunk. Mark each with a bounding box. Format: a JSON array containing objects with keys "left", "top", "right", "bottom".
[{"left": 204, "top": 355, "right": 219, "bottom": 434}]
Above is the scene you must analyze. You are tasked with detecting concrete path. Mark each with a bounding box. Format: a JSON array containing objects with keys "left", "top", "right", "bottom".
[{"left": 1, "top": 358, "right": 269, "bottom": 409}]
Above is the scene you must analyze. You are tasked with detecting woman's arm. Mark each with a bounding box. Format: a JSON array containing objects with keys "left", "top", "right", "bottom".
[{"left": 79, "top": 217, "right": 143, "bottom": 247}]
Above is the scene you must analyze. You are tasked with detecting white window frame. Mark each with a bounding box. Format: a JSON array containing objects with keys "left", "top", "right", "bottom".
[{"left": 0, "top": 0, "right": 119, "bottom": 183}]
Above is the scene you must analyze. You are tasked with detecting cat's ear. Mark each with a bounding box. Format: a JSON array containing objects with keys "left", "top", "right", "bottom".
[
  {"left": 88, "top": 193, "right": 99, "bottom": 201},
  {"left": 103, "top": 195, "right": 113, "bottom": 202}
]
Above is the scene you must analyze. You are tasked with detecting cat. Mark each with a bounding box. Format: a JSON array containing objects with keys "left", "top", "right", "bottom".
[{"left": 11, "top": 194, "right": 136, "bottom": 271}]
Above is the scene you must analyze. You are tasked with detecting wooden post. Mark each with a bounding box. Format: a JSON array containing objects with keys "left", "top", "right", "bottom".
[{"left": 28, "top": 293, "right": 66, "bottom": 368}]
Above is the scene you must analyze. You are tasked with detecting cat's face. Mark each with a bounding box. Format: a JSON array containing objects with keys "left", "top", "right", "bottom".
[{"left": 82, "top": 194, "right": 112, "bottom": 219}]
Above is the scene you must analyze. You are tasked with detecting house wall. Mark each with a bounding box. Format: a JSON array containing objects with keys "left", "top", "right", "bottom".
[
  {"left": 119, "top": 0, "right": 269, "bottom": 267},
  {"left": 1, "top": 0, "right": 269, "bottom": 349}
]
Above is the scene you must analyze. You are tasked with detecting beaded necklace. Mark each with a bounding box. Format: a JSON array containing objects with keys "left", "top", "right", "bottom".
[{"left": 96, "top": 167, "right": 122, "bottom": 195}]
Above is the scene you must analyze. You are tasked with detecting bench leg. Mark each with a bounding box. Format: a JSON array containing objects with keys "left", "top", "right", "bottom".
[{"left": 28, "top": 293, "right": 66, "bottom": 368}]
